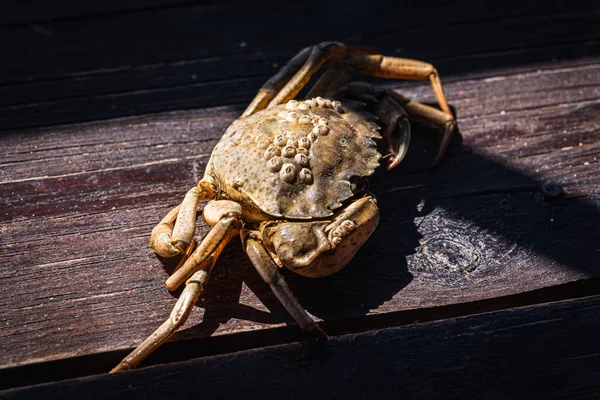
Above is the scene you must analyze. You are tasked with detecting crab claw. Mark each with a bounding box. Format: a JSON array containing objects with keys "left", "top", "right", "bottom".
[
  {"left": 386, "top": 116, "right": 411, "bottom": 170},
  {"left": 370, "top": 95, "right": 412, "bottom": 170}
]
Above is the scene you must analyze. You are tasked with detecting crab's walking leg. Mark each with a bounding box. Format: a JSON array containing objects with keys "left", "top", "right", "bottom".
[
  {"left": 110, "top": 255, "right": 216, "bottom": 373},
  {"left": 165, "top": 200, "right": 242, "bottom": 291},
  {"left": 242, "top": 45, "right": 313, "bottom": 117},
  {"left": 243, "top": 42, "right": 376, "bottom": 116},
  {"left": 304, "top": 46, "right": 380, "bottom": 98},
  {"left": 111, "top": 201, "right": 244, "bottom": 373},
  {"left": 306, "top": 63, "right": 353, "bottom": 99},
  {"left": 267, "top": 43, "right": 381, "bottom": 109},
  {"left": 149, "top": 204, "right": 181, "bottom": 257},
  {"left": 150, "top": 178, "right": 216, "bottom": 258},
  {"left": 345, "top": 55, "right": 456, "bottom": 163},
  {"left": 242, "top": 231, "right": 328, "bottom": 339},
  {"left": 346, "top": 55, "right": 453, "bottom": 115},
  {"left": 390, "top": 93, "right": 456, "bottom": 166},
  {"left": 264, "top": 41, "right": 347, "bottom": 110}
]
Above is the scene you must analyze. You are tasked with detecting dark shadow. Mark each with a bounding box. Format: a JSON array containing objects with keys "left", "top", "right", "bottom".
[
  {"left": 163, "top": 235, "right": 413, "bottom": 339},
  {"left": 154, "top": 102, "right": 598, "bottom": 351},
  {"left": 1, "top": 0, "right": 600, "bottom": 131},
  {"left": 1, "top": 0, "right": 600, "bottom": 390},
  {"left": 2, "top": 93, "right": 599, "bottom": 392}
]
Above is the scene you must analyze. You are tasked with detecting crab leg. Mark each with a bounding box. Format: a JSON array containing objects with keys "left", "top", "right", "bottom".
[
  {"left": 343, "top": 55, "right": 456, "bottom": 163},
  {"left": 164, "top": 201, "right": 242, "bottom": 291},
  {"left": 150, "top": 177, "right": 216, "bottom": 259},
  {"left": 305, "top": 63, "right": 353, "bottom": 99},
  {"left": 345, "top": 55, "right": 453, "bottom": 116},
  {"left": 110, "top": 254, "right": 216, "bottom": 373},
  {"left": 111, "top": 202, "right": 243, "bottom": 373},
  {"left": 148, "top": 204, "right": 181, "bottom": 257},
  {"left": 266, "top": 41, "right": 346, "bottom": 109},
  {"left": 388, "top": 93, "right": 456, "bottom": 166},
  {"left": 328, "top": 55, "right": 455, "bottom": 164},
  {"left": 368, "top": 94, "right": 412, "bottom": 170},
  {"left": 248, "top": 41, "right": 347, "bottom": 113},
  {"left": 242, "top": 45, "right": 313, "bottom": 117},
  {"left": 242, "top": 231, "right": 327, "bottom": 339},
  {"left": 266, "top": 43, "right": 381, "bottom": 109},
  {"left": 243, "top": 42, "right": 377, "bottom": 116}
]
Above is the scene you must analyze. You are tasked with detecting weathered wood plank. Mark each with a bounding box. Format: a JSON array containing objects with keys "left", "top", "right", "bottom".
[
  {"left": 1, "top": 0, "right": 599, "bottom": 130},
  {"left": 0, "top": 0, "right": 194, "bottom": 26},
  {"left": 1, "top": 52, "right": 599, "bottom": 382},
  {"left": 2, "top": 295, "right": 599, "bottom": 399}
]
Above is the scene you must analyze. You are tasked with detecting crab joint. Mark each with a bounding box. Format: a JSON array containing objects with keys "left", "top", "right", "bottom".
[
  {"left": 165, "top": 212, "right": 241, "bottom": 292},
  {"left": 171, "top": 187, "right": 204, "bottom": 250},
  {"left": 203, "top": 200, "right": 243, "bottom": 226}
]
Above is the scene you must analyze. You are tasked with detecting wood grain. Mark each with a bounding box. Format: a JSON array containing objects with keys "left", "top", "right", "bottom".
[
  {"left": 1, "top": 55, "right": 599, "bottom": 379},
  {"left": 1, "top": 0, "right": 599, "bottom": 391},
  {"left": 1, "top": 0, "right": 599, "bottom": 130},
  {"left": 3, "top": 295, "right": 599, "bottom": 399}
]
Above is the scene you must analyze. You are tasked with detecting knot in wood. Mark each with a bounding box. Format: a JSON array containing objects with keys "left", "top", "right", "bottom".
[
  {"left": 420, "top": 236, "right": 480, "bottom": 275},
  {"left": 541, "top": 183, "right": 564, "bottom": 201}
]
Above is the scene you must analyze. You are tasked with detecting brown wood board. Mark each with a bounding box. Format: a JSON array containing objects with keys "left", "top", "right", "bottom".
[
  {"left": 2, "top": 295, "right": 600, "bottom": 399},
  {"left": 1, "top": 0, "right": 600, "bottom": 130},
  {"left": 1, "top": 53, "right": 599, "bottom": 385},
  {"left": 1, "top": 0, "right": 600, "bottom": 392}
]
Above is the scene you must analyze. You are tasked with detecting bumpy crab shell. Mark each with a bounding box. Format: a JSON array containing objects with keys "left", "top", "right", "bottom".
[{"left": 207, "top": 98, "right": 382, "bottom": 220}]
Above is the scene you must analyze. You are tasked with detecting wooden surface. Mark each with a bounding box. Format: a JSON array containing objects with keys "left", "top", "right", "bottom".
[
  {"left": 1, "top": 0, "right": 599, "bottom": 397},
  {"left": 3, "top": 295, "right": 600, "bottom": 399}
]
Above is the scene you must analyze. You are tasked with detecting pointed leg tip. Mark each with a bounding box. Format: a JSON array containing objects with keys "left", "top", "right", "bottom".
[
  {"left": 318, "top": 331, "right": 329, "bottom": 340},
  {"left": 432, "top": 120, "right": 457, "bottom": 166},
  {"left": 109, "top": 362, "right": 130, "bottom": 374},
  {"left": 387, "top": 153, "right": 405, "bottom": 170},
  {"left": 310, "top": 324, "right": 329, "bottom": 340},
  {"left": 432, "top": 151, "right": 445, "bottom": 167}
]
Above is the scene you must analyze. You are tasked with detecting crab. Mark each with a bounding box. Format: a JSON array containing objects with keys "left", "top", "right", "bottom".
[{"left": 111, "top": 42, "right": 456, "bottom": 372}]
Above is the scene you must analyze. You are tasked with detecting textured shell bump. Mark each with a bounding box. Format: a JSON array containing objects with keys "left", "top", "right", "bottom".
[{"left": 208, "top": 98, "right": 382, "bottom": 219}]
